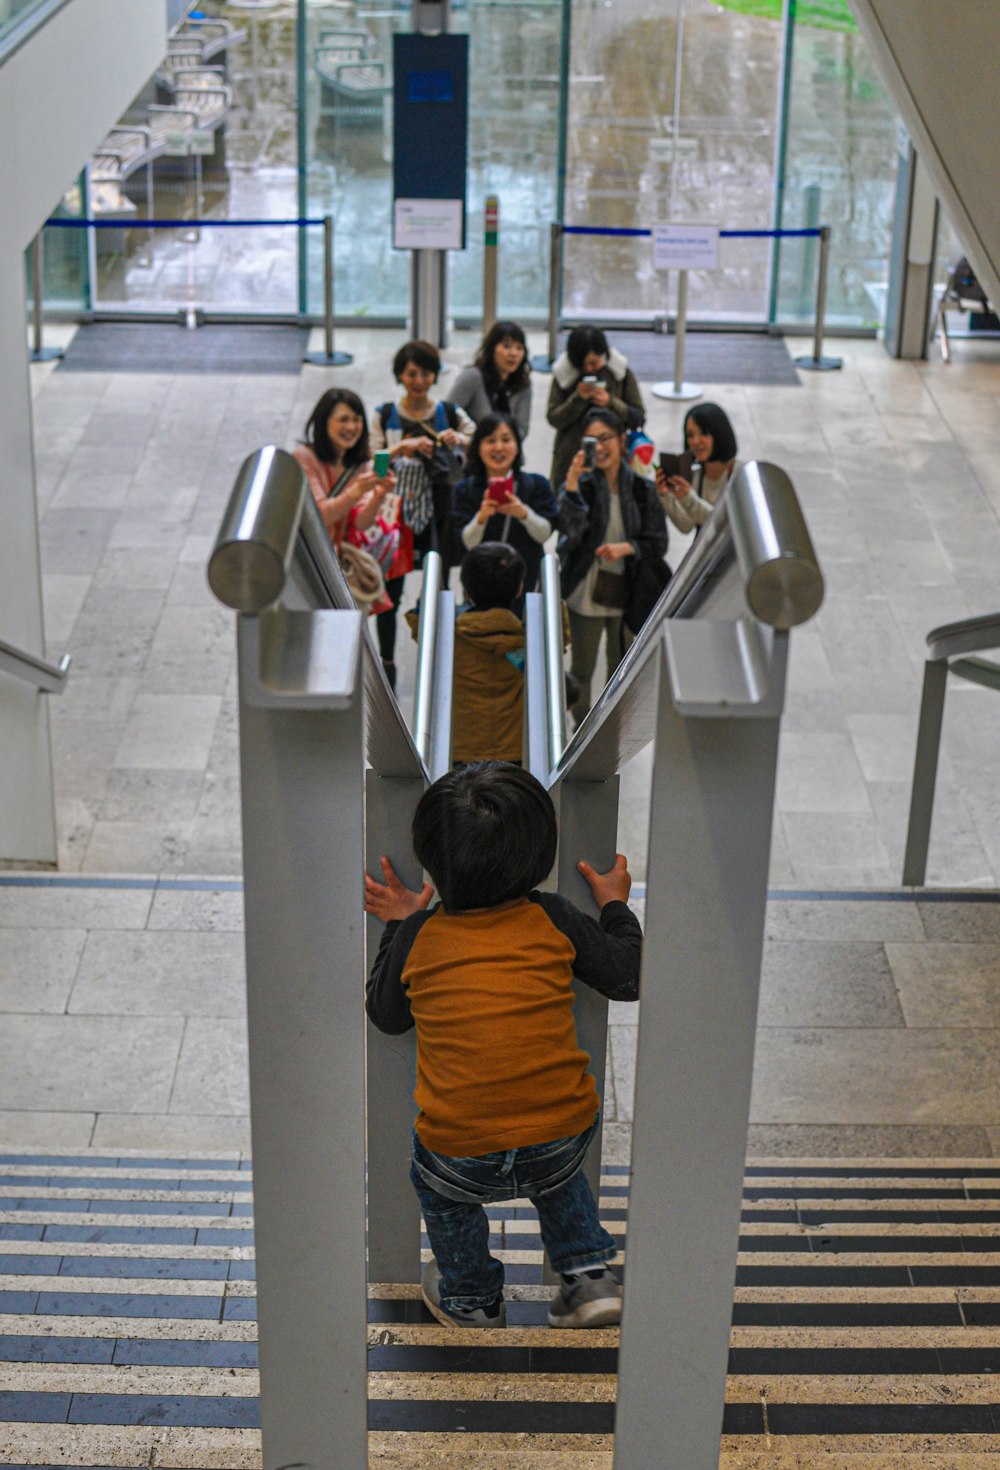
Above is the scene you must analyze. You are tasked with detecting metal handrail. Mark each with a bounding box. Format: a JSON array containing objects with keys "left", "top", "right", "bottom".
[
  {"left": 412, "top": 552, "right": 443, "bottom": 766},
  {"left": 925, "top": 611, "right": 1000, "bottom": 663},
  {"left": 208, "top": 445, "right": 425, "bottom": 780},
  {"left": 902, "top": 610, "right": 1000, "bottom": 886},
  {"left": 0, "top": 638, "right": 70, "bottom": 693},
  {"left": 552, "top": 460, "right": 823, "bottom": 783},
  {"left": 541, "top": 553, "right": 567, "bottom": 771}
]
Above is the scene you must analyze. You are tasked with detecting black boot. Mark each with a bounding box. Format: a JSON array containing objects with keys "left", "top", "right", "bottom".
[{"left": 381, "top": 659, "right": 397, "bottom": 693}]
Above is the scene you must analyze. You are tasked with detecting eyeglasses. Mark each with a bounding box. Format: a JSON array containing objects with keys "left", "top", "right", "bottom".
[{"left": 588, "top": 432, "right": 618, "bottom": 446}]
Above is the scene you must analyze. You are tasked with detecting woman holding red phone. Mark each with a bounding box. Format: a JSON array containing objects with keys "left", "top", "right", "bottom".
[{"left": 453, "top": 413, "right": 558, "bottom": 592}]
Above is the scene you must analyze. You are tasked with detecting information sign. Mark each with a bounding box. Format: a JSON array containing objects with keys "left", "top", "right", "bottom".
[
  {"left": 394, "top": 199, "right": 464, "bottom": 251},
  {"left": 191, "top": 130, "right": 215, "bottom": 156},
  {"left": 653, "top": 223, "right": 719, "bottom": 271}
]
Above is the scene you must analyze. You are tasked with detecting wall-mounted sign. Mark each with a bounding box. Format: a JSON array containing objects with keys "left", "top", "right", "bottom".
[
  {"left": 653, "top": 223, "right": 719, "bottom": 271},
  {"left": 394, "top": 198, "right": 464, "bottom": 251}
]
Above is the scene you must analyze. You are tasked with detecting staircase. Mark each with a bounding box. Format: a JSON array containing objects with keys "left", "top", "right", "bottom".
[{"left": 2, "top": 1150, "right": 1000, "bottom": 1465}]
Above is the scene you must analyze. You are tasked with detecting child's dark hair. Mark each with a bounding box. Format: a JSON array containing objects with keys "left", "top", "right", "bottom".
[
  {"left": 683, "top": 402, "right": 738, "bottom": 464},
  {"left": 467, "top": 411, "right": 524, "bottom": 486},
  {"left": 413, "top": 762, "right": 557, "bottom": 912},
  {"left": 392, "top": 338, "right": 441, "bottom": 382},
  {"left": 460, "top": 542, "right": 525, "bottom": 610},
  {"left": 302, "top": 388, "right": 369, "bottom": 467}
]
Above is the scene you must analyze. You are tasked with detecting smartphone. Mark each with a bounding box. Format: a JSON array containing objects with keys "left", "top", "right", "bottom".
[
  {"left": 582, "top": 436, "right": 597, "bottom": 470},
  {"left": 373, "top": 449, "right": 391, "bottom": 478},
  {"left": 487, "top": 474, "right": 514, "bottom": 504},
  {"left": 582, "top": 374, "right": 597, "bottom": 385}
]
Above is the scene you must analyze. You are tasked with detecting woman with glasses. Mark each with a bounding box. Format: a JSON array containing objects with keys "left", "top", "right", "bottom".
[{"left": 557, "top": 407, "right": 668, "bottom": 725}]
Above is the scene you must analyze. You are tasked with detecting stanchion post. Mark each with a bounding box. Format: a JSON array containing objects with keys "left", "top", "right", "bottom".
[
  {"left": 304, "top": 214, "right": 353, "bottom": 367},
  {"left": 652, "top": 267, "right": 701, "bottom": 402},
  {"left": 531, "top": 222, "right": 561, "bottom": 372},
  {"left": 482, "top": 195, "right": 499, "bottom": 336},
  {"left": 795, "top": 225, "right": 842, "bottom": 372},
  {"left": 29, "top": 232, "right": 64, "bottom": 364}
]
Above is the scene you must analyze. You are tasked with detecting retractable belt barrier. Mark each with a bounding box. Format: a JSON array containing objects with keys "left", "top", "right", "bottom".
[
  {"left": 208, "top": 449, "right": 824, "bottom": 1470},
  {"left": 534, "top": 220, "right": 842, "bottom": 386},
  {"left": 35, "top": 213, "right": 350, "bottom": 366}
]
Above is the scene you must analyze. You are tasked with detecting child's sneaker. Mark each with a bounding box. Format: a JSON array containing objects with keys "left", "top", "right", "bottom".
[
  {"left": 548, "top": 1267, "right": 622, "bottom": 1328},
  {"left": 421, "top": 1261, "right": 506, "bottom": 1329}
]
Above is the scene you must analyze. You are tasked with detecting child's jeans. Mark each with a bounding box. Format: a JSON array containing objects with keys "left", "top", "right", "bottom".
[{"left": 410, "top": 1117, "right": 616, "bottom": 1314}]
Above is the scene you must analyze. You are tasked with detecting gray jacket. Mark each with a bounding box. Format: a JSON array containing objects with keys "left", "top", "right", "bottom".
[{"left": 450, "top": 365, "right": 531, "bottom": 440}]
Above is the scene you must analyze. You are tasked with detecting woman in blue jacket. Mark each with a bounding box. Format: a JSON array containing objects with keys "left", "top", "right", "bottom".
[{"left": 453, "top": 412, "right": 557, "bottom": 592}]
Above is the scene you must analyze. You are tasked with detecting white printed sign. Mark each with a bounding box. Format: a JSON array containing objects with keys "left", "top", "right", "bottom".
[
  {"left": 653, "top": 223, "right": 719, "bottom": 271},
  {"left": 394, "top": 198, "right": 464, "bottom": 251}
]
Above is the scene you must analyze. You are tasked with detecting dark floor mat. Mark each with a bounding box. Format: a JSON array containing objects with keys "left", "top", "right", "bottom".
[
  {"left": 57, "top": 323, "right": 310, "bottom": 374},
  {"left": 563, "top": 330, "right": 801, "bottom": 387}
]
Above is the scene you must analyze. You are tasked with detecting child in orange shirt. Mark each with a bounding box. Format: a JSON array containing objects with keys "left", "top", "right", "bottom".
[{"left": 364, "top": 762, "right": 642, "bottom": 1329}]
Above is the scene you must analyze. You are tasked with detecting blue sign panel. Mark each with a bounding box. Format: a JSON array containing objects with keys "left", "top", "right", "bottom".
[{"left": 392, "top": 33, "right": 469, "bottom": 249}]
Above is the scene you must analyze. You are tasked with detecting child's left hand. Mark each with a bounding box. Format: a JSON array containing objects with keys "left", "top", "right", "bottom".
[{"left": 364, "top": 856, "right": 433, "bottom": 922}]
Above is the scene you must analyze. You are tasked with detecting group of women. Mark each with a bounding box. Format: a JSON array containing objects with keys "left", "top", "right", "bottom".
[{"left": 292, "top": 318, "right": 740, "bottom": 722}]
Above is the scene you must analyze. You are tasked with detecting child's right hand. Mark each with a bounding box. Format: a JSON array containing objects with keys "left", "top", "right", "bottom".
[
  {"left": 364, "top": 856, "right": 433, "bottom": 922},
  {"left": 577, "top": 854, "right": 632, "bottom": 908}
]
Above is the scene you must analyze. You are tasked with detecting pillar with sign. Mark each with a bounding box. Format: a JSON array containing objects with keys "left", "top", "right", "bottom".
[
  {"left": 393, "top": 9, "right": 469, "bottom": 348},
  {"left": 651, "top": 223, "right": 718, "bottom": 402}
]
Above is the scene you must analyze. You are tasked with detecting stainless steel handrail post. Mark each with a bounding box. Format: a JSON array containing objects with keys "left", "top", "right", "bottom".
[
  {"left": 29, "top": 231, "right": 64, "bottom": 364},
  {"left": 794, "top": 224, "right": 842, "bottom": 371},
  {"left": 652, "top": 266, "right": 702, "bottom": 401},
  {"left": 542, "top": 553, "right": 566, "bottom": 771},
  {"left": 413, "top": 551, "right": 444, "bottom": 764},
  {"left": 303, "top": 214, "right": 353, "bottom": 366}
]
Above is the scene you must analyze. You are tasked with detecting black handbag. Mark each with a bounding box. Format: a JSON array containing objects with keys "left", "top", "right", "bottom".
[{"left": 592, "top": 567, "right": 627, "bottom": 610}]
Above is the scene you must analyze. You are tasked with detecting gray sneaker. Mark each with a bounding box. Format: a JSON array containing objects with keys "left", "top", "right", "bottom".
[
  {"left": 421, "top": 1261, "right": 506, "bottom": 1329},
  {"left": 548, "top": 1267, "right": 622, "bottom": 1328}
]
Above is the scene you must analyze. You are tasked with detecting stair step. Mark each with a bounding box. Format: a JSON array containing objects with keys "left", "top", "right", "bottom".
[{"left": 1, "top": 1151, "right": 999, "bottom": 1465}]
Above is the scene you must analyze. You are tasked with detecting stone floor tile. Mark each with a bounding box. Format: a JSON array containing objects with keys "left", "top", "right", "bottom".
[
  {"left": 48, "top": 471, "right": 133, "bottom": 512},
  {"left": 846, "top": 713, "right": 924, "bottom": 785},
  {"left": 91, "top": 1112, "right": 251, "bottom": 1151},
  {"left": 781, "top": 809, "right": 892, "bottom": 884},
  {"left": 915, "top": 902, "right": 1000, "bottom": 943},
  {"left": 758, "top": 940, "right": 904, "bottom": 1029},
  {"left": 0, "top": 884, "right": 153, "bottom": 930},
  {"left": 749, "top": 1027, "right": 1000, "bottom": 1127},
  {"left": 886, "top": 942, "right": 1000, "bottom": 1028},
  {"left": 146, "top": 888, "right": 245, "bottom": 932},
  {"left": 764, "top": 899, "right": 924, "bottom": 943},
  {"left": 69, "top": 929, "right": 245, "bottom": 1018},
  {"left": 38, "top": 508, "right": 120, "bottom": 576},
  {"left": 776, "top": 734, "right": 872, "bottom": 813},
  {"left": 867, "top": 780, "right": 993, "bottom": 890},
  {"left": 42, "top": 574, "right": 92, "bottom": 645},
  {"left": 138, "top": 606, "right": 235, "bottom": 697},
  {"left": 92, "top": 546, "right": 179, "bottom": 593},
  {"left": 745, "top": 1123, "right": 995, "bottom": 1158},
  {"left": 0, "top": 1110, "right": 96, "bottom": 1147},
  {"left": 114, "top": 695, "right": 222, "bottom": 771},
  {"left": 0, "top": 927, "right": 87, "bottom": 1013},
  {"left": 81, "top": 821, "right": 193, "bottom": 875},
  {"left": 0, "top": 1014, "right": 183, "bottom": 1112},
  {"left": 99, "top": 769, "right": 205, "bottom": 824},
  {"left": 169, "top": 1019, "right": 250, "bottom": 1116}
]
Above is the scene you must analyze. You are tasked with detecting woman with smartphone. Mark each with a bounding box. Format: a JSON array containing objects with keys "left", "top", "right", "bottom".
[
  {"left": 558, "top": 407, "right": 668, "bottom": 725},
  {"left": 453, "top": 412, "right": 557, "bottom": 592},
  {"left": 547, "top": 325, "right": 646, "bottom": 491},
  {"left": 655, "top": 402, "right": 740, "bottom": 534},
  {"left": 293, "top": 387, "right": 395, "bottom": 547},
  {"left": 450, "top": 320, "right": 532, "bottom": 440}
]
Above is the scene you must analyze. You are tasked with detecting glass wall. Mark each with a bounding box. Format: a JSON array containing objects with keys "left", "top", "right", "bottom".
[
  {"left": 40, "top": 0, "right": 902, "bottom": 329},
  {"left": 772, "top": 0, "right": 898, "bottom": 328},
  {"left": 562, "top": 0, "right": 784, "bottom": 322}
]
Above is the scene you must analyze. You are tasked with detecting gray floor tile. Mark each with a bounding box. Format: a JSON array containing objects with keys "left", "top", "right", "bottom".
[
  {"left": 776, "top": 733, "right": 871, "bottom": 813},
  {"left": 81, "top": 821, "right": 193, "bottom": 876},
  {"left": 781, "top": 808, "right": 892, "bottom": 884},
  {"left": 746, "top": 1123, "right": 995, "bottom": 1158},
  {"left": 99, "top": 769, "right": 205, "bottom": 824},
  {"left": 758, "top": 939, "right": 904, "bottom": 1028},
  {"left": 916, "top": 902, "right": 1000, "bottom": 943},
  {"left": 113, "top": 695, "right": 222, "bottom": 771},
  {"left": 146, "top": 889, "right": 245, "bottom": 932},
  {"left": 749, "top": 1027, "right": 1000, "bottom": 1126},
  {"left": 887, "top": 941, "right": 1000, "bottom": 1028},
  {"left": 169, "top": 1019, "right": 250, "bottom": 1115},
  {"left": 0, "top": 1015, "right": 183, "bottom": 1112},
  {"left": 0, "top": 928, "right": 87, "bottom": 1013},
  {"left": 764, "top": 899, "right": 924, "bottom": 942},
  {"left": 0, "top": 1110, "right": 97, "bottom": 1147},
  {"left": 91, "top": 1112, "right": 251, "bottom": 1151},
  {"left": 0, "top": 887, "right": 153, "bottom": 930},
  {"left": 42, "top": 574, "right": 92, "bottom": 646},
  {"left": 69, "top": 929, "right": 245, "bottom": 1018}
]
